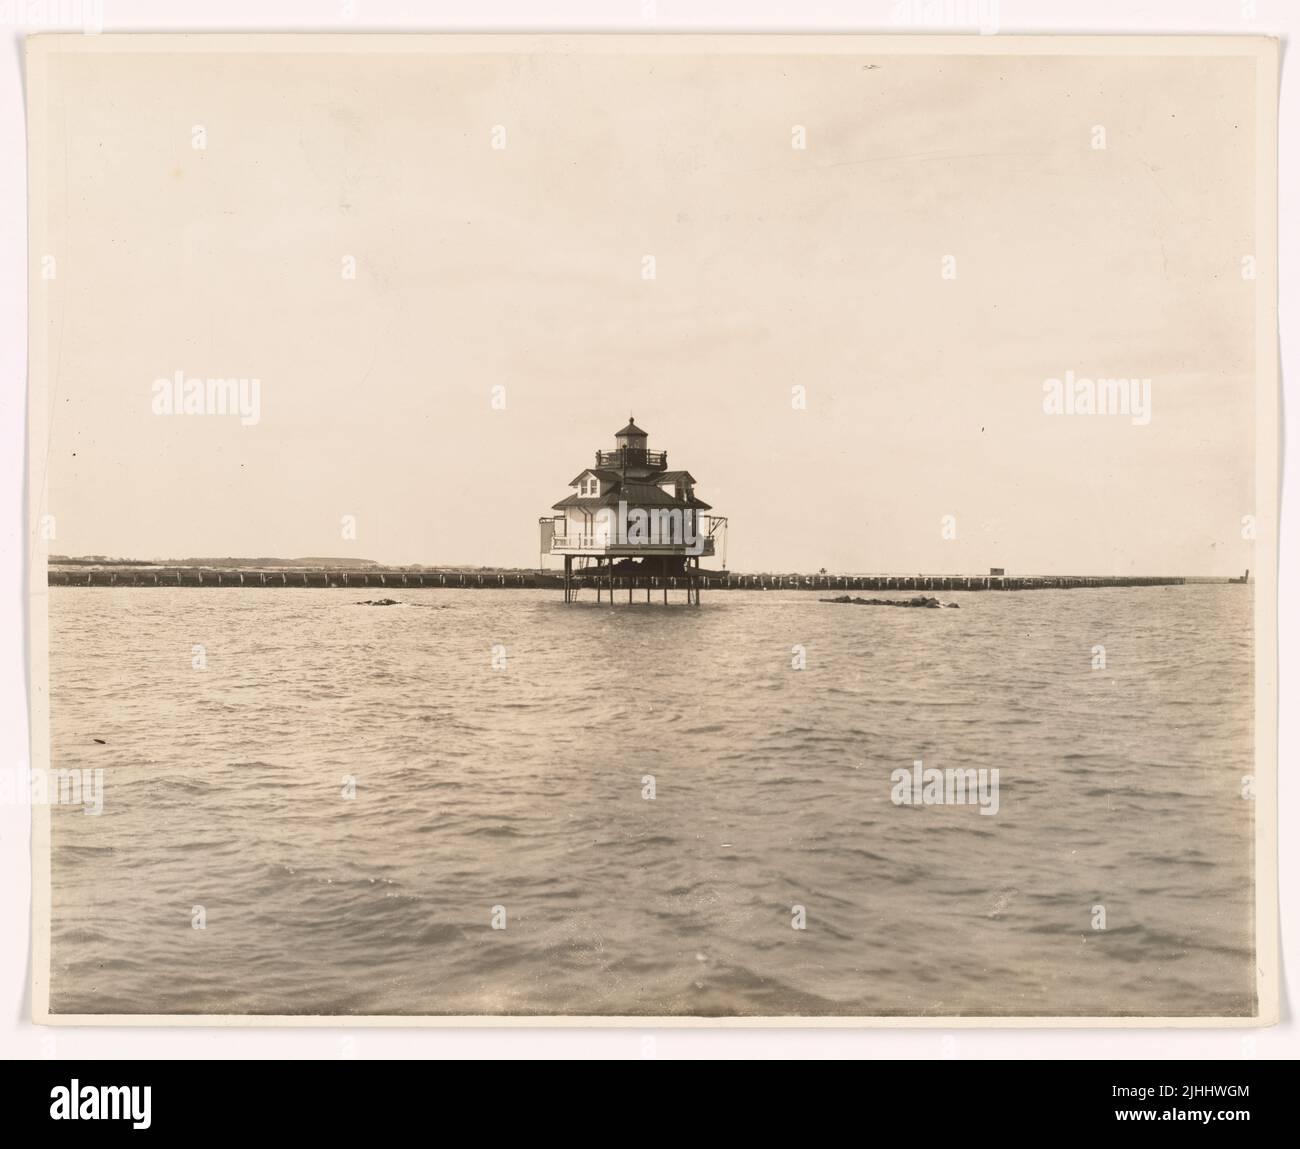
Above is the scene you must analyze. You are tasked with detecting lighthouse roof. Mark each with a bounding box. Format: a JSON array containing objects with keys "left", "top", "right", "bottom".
[
  {"left": 551, "top": 494, "right": 605, "bottom": 510},
  {"left": 550, "top": 418, "right": 714, "bottom": 517},
  {"left": 595, "top": 467, "right": 624, "bottom": 482},
  {"left": 615, "top": 481, "right": 687, "bottom": 507},
  {"left": 552, "top": 480, "right": 711, "bottom": 512},
  {"left": 566, "top": 467, "right": 624, "bottom": 487}
]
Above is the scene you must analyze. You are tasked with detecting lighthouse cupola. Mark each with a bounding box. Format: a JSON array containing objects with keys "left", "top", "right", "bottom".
[
  {"left": 612, "top": 416, "right": 649, "bottom": 466},
  {"left": 614, "top": 416, "right": 648, "bottom": 450},
  {"left": 598, "top": 416, "right": 664, "bottom": 471}
]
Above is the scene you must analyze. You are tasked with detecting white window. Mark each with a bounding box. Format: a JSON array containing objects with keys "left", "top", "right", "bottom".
[{"left": 580, "top": 476, "right": 599, "bottom": 497}]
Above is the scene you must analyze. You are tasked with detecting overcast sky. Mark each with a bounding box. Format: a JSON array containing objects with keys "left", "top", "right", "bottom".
[{"left": 35, "top": 41, "right": 1261, "bottom": 574}]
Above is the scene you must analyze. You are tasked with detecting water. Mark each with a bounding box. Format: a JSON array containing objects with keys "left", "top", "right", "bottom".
[{"left": 45, "top": 584, "right": 1255, "bottom": 1017}]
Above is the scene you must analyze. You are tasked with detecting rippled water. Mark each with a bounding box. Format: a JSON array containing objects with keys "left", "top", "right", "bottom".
[{"left": 45, "top": 584, "right": 1255, "bottom": 1017}]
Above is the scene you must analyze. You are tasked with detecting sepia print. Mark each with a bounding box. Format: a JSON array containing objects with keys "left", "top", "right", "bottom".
[{"left": 26, "top": 34, "right": 1278, "bottom": 1023}]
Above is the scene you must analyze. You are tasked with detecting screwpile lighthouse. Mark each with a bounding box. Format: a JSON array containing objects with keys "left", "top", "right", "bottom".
[{"left": 542, "top": 417, "right": 726, "bottom": 604}]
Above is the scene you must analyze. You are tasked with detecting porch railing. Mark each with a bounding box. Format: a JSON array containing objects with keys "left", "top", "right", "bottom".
[{"left": 552, "top": 535, "right": 715, "bottom": 553}]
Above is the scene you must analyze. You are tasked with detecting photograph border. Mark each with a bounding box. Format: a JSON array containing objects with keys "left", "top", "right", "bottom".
[{"left": 25, "top": 31, "right": 1280, "bottom": 1028}]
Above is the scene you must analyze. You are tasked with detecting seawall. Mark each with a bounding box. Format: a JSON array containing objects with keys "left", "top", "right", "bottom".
[{"left": 46, "top": 568, "right": 1190, "bottom": 591}]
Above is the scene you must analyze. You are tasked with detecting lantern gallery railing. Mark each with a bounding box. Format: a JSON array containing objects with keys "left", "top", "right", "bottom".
[{"left": 594, "top": 448, "right": 667, "bottom": 468}]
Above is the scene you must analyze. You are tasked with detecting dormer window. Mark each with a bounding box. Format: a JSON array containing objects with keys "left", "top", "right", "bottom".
[{"left": 580, "top": 476, "right": 599, "bottom": 497}]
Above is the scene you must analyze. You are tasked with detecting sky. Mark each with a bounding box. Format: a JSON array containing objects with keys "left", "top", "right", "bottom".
[{"left": 33, "top": 40, "right": 1263, "bottom": 574}]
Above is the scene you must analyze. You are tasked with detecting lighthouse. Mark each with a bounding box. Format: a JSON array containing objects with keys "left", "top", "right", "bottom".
[{"left": 543, "top": 417, "right": 726, "bottom": 604}]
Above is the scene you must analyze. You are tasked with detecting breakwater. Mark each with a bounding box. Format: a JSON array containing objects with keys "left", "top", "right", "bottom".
[{"left": 47, "top": 568, "right": 1189, "bottom": 591}]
